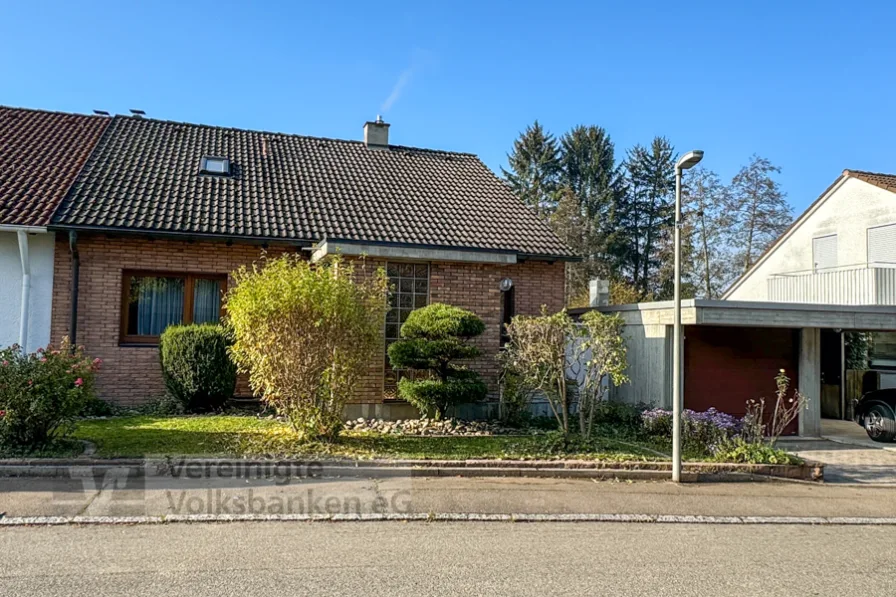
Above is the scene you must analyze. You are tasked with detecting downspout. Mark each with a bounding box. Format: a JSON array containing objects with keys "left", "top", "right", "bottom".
[
  {"left": 69, "top": 231, "right": 80, "bottom": 346},
  {"left": 16, "top": 231, "right": 31, "bottom": 352}
]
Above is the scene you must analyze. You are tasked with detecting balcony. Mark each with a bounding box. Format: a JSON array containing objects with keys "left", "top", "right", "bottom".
[{"left": 768, "top": 264, "right": 896, "bottom": 305}]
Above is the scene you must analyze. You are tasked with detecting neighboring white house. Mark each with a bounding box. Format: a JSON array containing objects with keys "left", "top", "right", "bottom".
[
  {"left": 0, "top": 229, "right": 55, "bottom": 351},
  {"left": 724, "top": 170, "right": 896, "bottom": 305},
  {"left": 0, "top": 107, "right": 109, "bottom": 352},
  {"left": 722, "top": 169, "right": 896, "bottom": 420}
]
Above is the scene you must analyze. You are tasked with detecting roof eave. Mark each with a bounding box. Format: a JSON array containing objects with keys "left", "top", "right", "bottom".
[{"left": 47, "top": 224, "right": 316, "bottom": 247}]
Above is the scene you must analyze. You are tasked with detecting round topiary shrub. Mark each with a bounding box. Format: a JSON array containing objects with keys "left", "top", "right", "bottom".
[
  {"left": 159, "top": 324, "right": 237, "bottom": 413},
  {"left": 387, "top": 303, "right": 488, "bottom": 418}
]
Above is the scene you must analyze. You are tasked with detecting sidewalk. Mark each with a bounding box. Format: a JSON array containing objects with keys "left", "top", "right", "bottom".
[{"left": 2, "top": 473, "right": 895, "bottom": 520}]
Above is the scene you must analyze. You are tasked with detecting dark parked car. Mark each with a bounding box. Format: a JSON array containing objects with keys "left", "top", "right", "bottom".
[{"left": 854, "top": 389, "right": 896, "bottom": 442}]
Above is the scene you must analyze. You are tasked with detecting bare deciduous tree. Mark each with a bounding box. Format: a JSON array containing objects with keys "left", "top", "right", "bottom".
[{"left": 727, "top": 155, "right": 792, "bottom": 274}]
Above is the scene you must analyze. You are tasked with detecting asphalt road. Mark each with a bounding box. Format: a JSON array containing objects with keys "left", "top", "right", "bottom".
[{"left": 1, "top": 521, "right": 892, "bottom": 596}]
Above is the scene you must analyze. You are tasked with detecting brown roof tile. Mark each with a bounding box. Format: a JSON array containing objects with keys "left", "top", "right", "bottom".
[
  {"left": 845, "top": 169, "right": 896, "bottom": 194},
  {"left": 0, "top": 107, "right": 109, "bottom": 226}
]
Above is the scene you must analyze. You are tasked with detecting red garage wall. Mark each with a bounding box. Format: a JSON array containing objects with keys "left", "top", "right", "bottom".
[{"left": 684, "top": 326, "right": 799, "bottom": 434}]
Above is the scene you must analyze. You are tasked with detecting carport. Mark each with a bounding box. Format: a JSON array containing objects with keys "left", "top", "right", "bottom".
[{"left": 591, "top": 299, "right": 896, "bottom": 437}]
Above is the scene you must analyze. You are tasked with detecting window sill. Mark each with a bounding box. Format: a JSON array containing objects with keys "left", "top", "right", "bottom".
[{"left": 118, "top": 342, "right": 160, "bottom": 348}]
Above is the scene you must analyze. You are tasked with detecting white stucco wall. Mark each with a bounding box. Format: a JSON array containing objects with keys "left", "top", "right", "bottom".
[
  {"left": 0, "top": 231, "right": 55, "bottom": 351},
  {"left": 726, "top": 178, "right": 896, "bottom": 301}
]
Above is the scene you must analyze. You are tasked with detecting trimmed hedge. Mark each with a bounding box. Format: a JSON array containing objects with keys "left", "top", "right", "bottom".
[{"left": 159, "top": 324, "right": 236, "bottom": 412}]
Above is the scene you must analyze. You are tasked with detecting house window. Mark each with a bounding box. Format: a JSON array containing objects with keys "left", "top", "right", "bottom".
[
  {"left": 868, "top": 223, "right": 896, "bottom": 265},
  {"left": 199, "top": 156, "right": 231, "bottom": 175},
  {"left": 812, "top": 235, "right": 837, "bottom": 271},
  {"left": 120, "top": 272, "right": 226, "bottom": 344},
  {"left": 384, "top": 262, "right": 429, "bottom": 399}
]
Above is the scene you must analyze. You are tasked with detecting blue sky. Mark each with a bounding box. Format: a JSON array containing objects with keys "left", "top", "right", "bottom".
[{"left": 2, "top": 0, "right": 894, "bottom": 212}]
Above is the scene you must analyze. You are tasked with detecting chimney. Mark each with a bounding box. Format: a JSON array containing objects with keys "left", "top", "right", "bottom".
[
  {"left": 589, "top": 279, "right": 610, "bottom": 308},
  {"left": 363, "top": 115, "right": 390, "bottom": 149}
]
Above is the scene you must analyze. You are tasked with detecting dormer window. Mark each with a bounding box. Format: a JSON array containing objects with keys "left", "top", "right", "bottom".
[{"left": 200, "top": 156, "right": 230, "bottom": 176}]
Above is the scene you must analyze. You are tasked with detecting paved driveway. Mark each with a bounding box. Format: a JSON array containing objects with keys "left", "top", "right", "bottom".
[{"left": 784, "top": 419, "right": 896, "bottom": 484}]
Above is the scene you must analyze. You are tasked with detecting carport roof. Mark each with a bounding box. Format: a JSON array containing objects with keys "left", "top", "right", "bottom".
[{"left": 572, "top": 299, "right": 896, "bottom": 331}]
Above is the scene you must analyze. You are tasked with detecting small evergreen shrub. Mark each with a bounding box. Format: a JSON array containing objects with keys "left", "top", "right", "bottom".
[
  {"left": 160, "top": 324, "right": 237, "bottom": 413},
  {"left": 388, "top": 303, "right": 487, "bottom": 419},
  {"left": 0, "top": 338, "right": 100, "bottom": 449}
]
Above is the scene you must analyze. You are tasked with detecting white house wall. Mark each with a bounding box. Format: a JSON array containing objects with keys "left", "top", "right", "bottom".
[
  {"left": 0, "top": 231, "right": 55, "bottom": 350},
  {"left": 726, "top": 178, "right": 896, "bottom": 301}
]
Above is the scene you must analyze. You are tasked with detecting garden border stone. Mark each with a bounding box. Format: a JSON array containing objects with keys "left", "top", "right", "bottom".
[{"left": 0, "top": 456, "right": 823, "bottom": 482}]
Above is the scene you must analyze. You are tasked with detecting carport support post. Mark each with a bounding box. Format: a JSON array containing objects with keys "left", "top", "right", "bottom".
[{"left": 799, "top": 328, "right": 822, "bottom": 437}]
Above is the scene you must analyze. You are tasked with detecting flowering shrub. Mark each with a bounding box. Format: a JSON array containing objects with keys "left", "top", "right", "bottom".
[
  {"left": 0, "top": 338, "right": 100, "bottom": 449},
  {"left": 642, "top": 407, "right": 741, "bottom": 457}
]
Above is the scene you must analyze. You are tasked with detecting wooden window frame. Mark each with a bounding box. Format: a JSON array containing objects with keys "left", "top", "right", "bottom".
[{"left": 119, "top": 270, "right": 227, "bottom": 345}]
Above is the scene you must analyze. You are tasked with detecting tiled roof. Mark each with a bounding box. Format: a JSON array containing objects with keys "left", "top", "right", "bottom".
[
  {"left": 0, "top": 107, "right": 109, "bottom": 226},
  {"left": 53, "top": 115, "right": 574, "bottom": 258},
  {"left": 845, "top": 169, "right": 896, "bottom": 194}
]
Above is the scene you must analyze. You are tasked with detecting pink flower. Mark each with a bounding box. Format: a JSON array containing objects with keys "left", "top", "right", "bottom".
[
  {"left": 27, "top": 380, "right": 32, "bottom": 386},
  {"left": 1, "top": 360, "right": 7, "bottom": 366},
  {"left": 74, "top": 378, "right": 84, "bottom": 387},
  {"left": 36, "top": 347, "right": 44, "bottom": 354},
  {"left": 0, "top": 410, "right": 5, "bottom": 417},
  {"left": 39, "top": 357, "right": 46, "bottom": 362}
]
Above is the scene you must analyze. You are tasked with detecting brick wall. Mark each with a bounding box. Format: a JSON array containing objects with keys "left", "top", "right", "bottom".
[
  {"left": 429, "top": 260, "right": 565, "bottom": 393},
  {"left": 51, "top": 235, "right": 293, "bottom": 405},
  {"left": 51, "top": 234, "right": 566, "bottom": 405}
]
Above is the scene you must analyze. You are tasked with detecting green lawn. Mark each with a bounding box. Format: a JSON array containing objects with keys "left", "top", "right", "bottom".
[{"left": 72, "top": 415, "right": 667, "bottom": 461}]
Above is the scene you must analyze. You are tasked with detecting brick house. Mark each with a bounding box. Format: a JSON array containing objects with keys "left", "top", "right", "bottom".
[{"left": 42, "top": 111, "right": 573, "bottom": 416}]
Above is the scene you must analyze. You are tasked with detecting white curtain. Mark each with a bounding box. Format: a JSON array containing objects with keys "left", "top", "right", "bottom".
[
  {"left": 192, "top": 279, "right": 221, "bottom": 324},
  {"left": 136, "top": 277, "right": 185, "bottom": 335}
]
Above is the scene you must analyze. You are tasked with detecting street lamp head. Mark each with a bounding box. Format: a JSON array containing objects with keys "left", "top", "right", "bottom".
[{"left": 676, "top": 150, "right": 704, "bottom": 171}]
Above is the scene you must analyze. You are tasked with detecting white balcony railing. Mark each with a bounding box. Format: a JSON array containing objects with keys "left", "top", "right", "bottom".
[{"left": 768, "top": 264, "right": 896, "bottom": 305}]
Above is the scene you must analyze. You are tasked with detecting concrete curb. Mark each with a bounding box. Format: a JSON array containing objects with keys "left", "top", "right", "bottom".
[
  {"left": 0, "top": 457, "right": 823, "bottom": 482},
  {"left": 1, "top": 512, "right": 894, "bottom": 526},
  {"left": 821, "top": 435, "right": 896, "bottom": 453}
]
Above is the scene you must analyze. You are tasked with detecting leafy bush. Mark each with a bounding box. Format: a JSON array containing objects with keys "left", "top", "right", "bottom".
[
  {"left": 226, "top": 255, "right": 387, "bottom": 441},
  {"left": 502, "top": 309, "right": 577, "bottom": 434},
  {"left": 160, "top": 324, "right": 237, "bottom": 413},
  {"left": 79, "top": 396, "right": 121, "bottom": 417},
  {"left": 642, "top": 407, "right": 741, "bottom": 458},
  {"left": 497, "top": 367, "right": 537, "bottom": 426},
  {"left": 577, "top": 311, "right": 629, "bottom": 435},
  {"left": 712, "top": 437, "right": 801, "bottom": 465},
  {"left": 388, "top": 303, "right": 487, "bottom": 419},
  {"left": 0, "top": 338, "right": 100, "bottom": 449},
  {"left": 591, "top": 401, "right": 646, "bottom": 435},
  {"left": 502, "top": 308, "right": 629, "bottom": 436}
]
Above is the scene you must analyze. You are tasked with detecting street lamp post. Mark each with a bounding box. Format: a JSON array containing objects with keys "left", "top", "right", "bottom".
[{"left": 672, "top": 149, "right": 704, "bottom": 483}]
